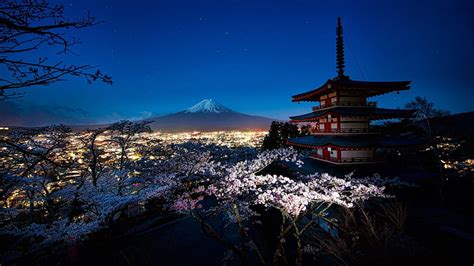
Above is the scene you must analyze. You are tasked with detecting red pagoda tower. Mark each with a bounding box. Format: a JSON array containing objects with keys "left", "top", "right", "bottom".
[{"left": 288, "top": 17, "right": 417, "bottom": 164}]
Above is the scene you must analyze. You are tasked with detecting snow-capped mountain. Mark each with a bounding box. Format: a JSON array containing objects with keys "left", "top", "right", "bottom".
[
  {"left": 185, "top": 99, "right": 232, "bottom": 113},
  {"left": 147, "top": 99, "right": 275, "bottom": 132}
]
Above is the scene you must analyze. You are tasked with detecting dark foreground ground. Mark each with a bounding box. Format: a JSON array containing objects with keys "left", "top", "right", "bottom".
[{"left": 70, "top": 216, "right": 230, "bottom": 266}]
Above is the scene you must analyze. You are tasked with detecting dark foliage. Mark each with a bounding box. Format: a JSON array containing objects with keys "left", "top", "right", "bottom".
[
  {"left": 405, "top": 97, "right": 450, "bottom": 121},
  {"left": 261, "top": 121, "right": 308, "bottom": 150}
]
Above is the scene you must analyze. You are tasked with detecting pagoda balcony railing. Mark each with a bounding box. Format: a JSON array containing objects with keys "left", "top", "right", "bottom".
[
  {"left": 310, "top": 128, "right": 374, "bottom": 134},
  {"left": 310, "top": 154, "right": 340, "bottom": 162},
  {"left": 310, "top": 154, "right": 376, "bottom": 163},
  {"left": 313, "top": 101, "right": 377, "bottom": 111}
]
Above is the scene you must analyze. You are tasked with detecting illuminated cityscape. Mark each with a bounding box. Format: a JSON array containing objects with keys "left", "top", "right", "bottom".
[
  {"left": 1, "top": 129, "right": 266, "bottom": 177},
  {"left": 436, "top": 136, "right": 474, "bottom": 177}
]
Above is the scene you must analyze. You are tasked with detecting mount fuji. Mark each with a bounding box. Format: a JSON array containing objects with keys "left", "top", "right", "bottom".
[{"left": 146, "top": 99, "right": 274, "bottom": 132}]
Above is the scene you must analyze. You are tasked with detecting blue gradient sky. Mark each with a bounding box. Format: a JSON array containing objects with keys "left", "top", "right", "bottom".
[{"left": 2, "top": 0, "right": 473, "bottom": 126}]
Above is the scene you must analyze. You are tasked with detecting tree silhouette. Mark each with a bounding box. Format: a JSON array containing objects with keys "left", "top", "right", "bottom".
[
  {"left": 406, "top": 97, "right": 450, "bottom": 121},
  {"left": 406, "top": 96, "right": 450, "bottom": 199},
  {"left": 406, "top": 96, "right": 450, "bottom": 137},
  {"left": 107, "top": 120, "right": 152, "bottom": 170},
  {"left": 0, "top": 0, "right": 112, "bottom": 100},
  {"left": 262, "top": 121, "right": 308, "bottom": 150}
]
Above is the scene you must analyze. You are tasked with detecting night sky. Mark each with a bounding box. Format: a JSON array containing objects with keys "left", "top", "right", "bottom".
[{"left": 1, "top": 0, "right": 473, "bottom": 126}]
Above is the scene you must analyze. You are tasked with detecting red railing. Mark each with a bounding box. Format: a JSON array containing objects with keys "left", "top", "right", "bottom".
[
  {"left": 313, "top": 101, "right": 376, "bottom": 111},
  {"left": 310, "top": 154, "right": 376, "bottom": 163},
  {"left": 310, "top": 128, "right": 372, "bottom": 134},
  {"left": 310, "top": 154, "right": 339, "bottom": 162}
]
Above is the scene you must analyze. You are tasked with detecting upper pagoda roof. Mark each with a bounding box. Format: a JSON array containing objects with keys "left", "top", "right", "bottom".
[
  {"left": 292, "top": 76, "right": 411, "bottom": 102},
  {"left": 290, "top": 106, "right": 414, "bottom": 122}
]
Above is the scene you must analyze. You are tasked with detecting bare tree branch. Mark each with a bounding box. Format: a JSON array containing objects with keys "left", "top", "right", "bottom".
[{"left": 0, "top": 0, "right": 112, "bottom": 99}]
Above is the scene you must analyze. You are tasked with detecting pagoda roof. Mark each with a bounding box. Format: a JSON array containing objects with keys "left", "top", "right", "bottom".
[
  {"left": 292, "top": 76, "right": 411, "bottom": 102},
  {"left": 288, "top": 134, "right": 425, "bottom": 149},
  {"left": 290, "top": 107, "right": 414, "bottom": 122}
]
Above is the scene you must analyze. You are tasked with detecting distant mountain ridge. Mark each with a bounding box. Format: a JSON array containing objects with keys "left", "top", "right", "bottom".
[
  {"left": 429, "top": 111, "right": 474, "bottom": 138},
  {"left": 146, "top": 99, "right": 274, "bottom": 132}
]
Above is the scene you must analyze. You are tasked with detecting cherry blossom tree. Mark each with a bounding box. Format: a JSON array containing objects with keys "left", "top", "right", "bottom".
[
  {"left": 107, "top": 120, "right": 152, "bottom": 170},
  {"left": 171, "top": 148, "right": 410, "bottom": 265},
  {"left": 78, "top": 128, "right": 106, "bottom": 187}
]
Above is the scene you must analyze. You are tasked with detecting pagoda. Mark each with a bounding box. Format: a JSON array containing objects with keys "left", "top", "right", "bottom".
[{"left": 288, "top": 17, "right": 418, "bottom": 164}]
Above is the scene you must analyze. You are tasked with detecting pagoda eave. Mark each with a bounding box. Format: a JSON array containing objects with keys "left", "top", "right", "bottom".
[
  {"left": 291, "top": 79, "right": 411, "bottom": 102},
  {"left": 288, "top": 140, "right": 375, "bottom": 150},
  {"left": 290, "top": 115, "right": 410, "bottom": 123},
  {"left": 287, "top": 135, "right": 426, "bottom": 149},
  {"left": 289, "top": 107, "right": 415, "bottom": 122}
]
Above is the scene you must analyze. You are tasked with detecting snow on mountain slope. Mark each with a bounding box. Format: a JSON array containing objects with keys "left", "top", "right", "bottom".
[{"left": 185, "top": 99, "right": 232, "bottom": 113}]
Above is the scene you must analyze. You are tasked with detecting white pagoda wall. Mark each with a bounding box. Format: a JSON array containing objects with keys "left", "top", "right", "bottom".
[
  {"left": 340, "top": 122, "right": 368, "bottom": 130},
  {"left": 340, "top": 117, "right": 368, "bottom": 122},
  {"left": 339, "top": 116, "right": 369, "bottom": 131},
  {"left": 316, "top": 148, "right": 323, "bottom": 155},
  {"left": 341, "top": 149, "right": 374, "bottom": 159},
  {"left": 338, "top": 96, "right": 366, "bottom": 103}
]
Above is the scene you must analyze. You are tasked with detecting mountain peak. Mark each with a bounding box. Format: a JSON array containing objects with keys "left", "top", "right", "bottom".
[{"left": 185, "top": 99, "right": 232, "bottom": 113}]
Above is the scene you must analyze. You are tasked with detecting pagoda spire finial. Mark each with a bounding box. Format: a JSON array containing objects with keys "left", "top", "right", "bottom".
[{"left": 336, "top": 17, "right": 346, "bottom": 77}]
